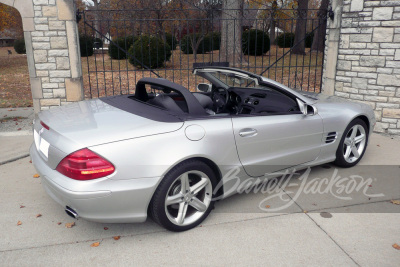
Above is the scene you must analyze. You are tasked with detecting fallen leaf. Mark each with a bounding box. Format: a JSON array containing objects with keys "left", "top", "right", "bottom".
[
  {"left": 33, "top": 174, "right": 40, "bottom": 178},
  {"left": 57, "top": 222, "right": 62, "bottom": 225},
  {"left": 20, "top": 205, "right": 25, "bottom": 208},
  {"left": 265, "top": 205, "right": 270, "bottom": 208},
  {"left": 65, "top": 222, "right": 75, "bottom": 228},
  {"left": 104, "top": 227, "right": 109, "bottom": 230},
  {"left": 36, "top": 214, "right": 42, "bottom": 218},
  {"left": 17, "top": 128, "right": 21, "bottom": 131},
  {"left": 29, "top": 160, "right": 32, "bottom": 163},
  {"left": 17, "top": 221, "right": 22, "bottom": 226},
  {"left": 393, "top": 243, "right": 400, "bottom": 250},
  {"left": 113, "top": 236, "right": 121, "bottom": 240},
  {"left": 368, "top": 185, "right": 372, "bottom": 187},
  {"left": 303, "top": 210, "right": 308, "bottom": 213},
  {"left": 91, "top": 242, "right": 100, "bottom": 247},
  {"left": 377, "top": 145, "right": 380, "bottom": 147},
  {"left": 390, "top": 200, "right": 400, "bottom": 205}
]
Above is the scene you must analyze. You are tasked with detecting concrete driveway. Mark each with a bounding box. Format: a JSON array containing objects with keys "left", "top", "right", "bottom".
[{"left": 0, "top": 133, "right": 399, "bottom": 266}]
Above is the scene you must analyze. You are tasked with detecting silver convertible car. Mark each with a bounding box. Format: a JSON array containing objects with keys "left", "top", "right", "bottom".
[{"left": 31, "top": 67, "right": 375, "bottom": 231}]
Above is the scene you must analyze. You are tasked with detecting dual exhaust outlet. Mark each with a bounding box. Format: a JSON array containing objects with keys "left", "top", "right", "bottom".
[{"left": 65, "top": 206, "right": 79, "bottom": 219}]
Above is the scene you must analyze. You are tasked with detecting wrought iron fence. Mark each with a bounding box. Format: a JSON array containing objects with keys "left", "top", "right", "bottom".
[{"left": 77, "top": 7, "right": 328, "bottom": 99}]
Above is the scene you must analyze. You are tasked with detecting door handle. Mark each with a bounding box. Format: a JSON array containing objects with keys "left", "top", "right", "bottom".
[{"left": 239, "top": 128, "right": 257, "bottom": 137}]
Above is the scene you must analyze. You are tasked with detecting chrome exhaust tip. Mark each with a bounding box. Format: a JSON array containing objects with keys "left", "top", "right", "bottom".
[{"left": 65, "top": 206, "right": 79, "bottom": 219}]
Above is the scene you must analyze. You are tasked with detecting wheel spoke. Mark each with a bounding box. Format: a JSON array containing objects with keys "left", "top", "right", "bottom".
[
  {"left": 190, "top": 177, "right": 209, "bottom": 195},
  {"left": 354, "top": 134, "right": 365, "bottom": 144},
  {"left": 350, "top": 125, "right": 358, "bottom": 139},
  {"left": 344, "top": 145, "right": 351, "bottom": 160},
  {"left": 165, "top": 193, "right": 184, "bottom": 206},
  {"left": 189, "top": 197, "right": 207, "bottom": 212},
  {"left": 351, "top": 146, "right": 360, "bottom": 158},
  {"left": 180, "top": 173, "right": 190, "bottom": 194},
  {"left": 344, "top": 138, "right": 352, "bottom": 146},
  {"left": 176, "top": 202, "right": 188, "bottom": 225}
]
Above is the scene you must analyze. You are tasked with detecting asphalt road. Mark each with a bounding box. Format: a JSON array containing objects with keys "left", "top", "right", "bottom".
[{"left": 0, "top": 133, "right": 399, "bottom": 266}]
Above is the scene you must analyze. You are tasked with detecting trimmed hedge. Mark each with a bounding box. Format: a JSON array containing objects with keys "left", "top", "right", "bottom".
[
  {"left": 108, "top": 36, "right": 136, "bottom": 60},
  {"left": 164, "top": 32, "right": 178, "bottom": 50},
  {"left": 13, "top": 38, "right": 26, "bottom": 54},
  {"left": 79, "top": 35, "right": 94, "bottom": 57},
  {"left": 129, "top": 35, "right": 171, "bottom": 69},
  {"left": 276, "top": 32, "right": 295, "bottom": 48},
  {"left": 205, "top": 32, "right": 221, "bottom": 51},
  {"left": 242, "top": 29, "right": 270, "bottom": 56}
]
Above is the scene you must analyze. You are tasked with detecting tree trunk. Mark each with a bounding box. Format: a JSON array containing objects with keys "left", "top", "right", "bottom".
[
  {"left": 291, "top": 0, "right": 309, "bottom": 55},
  {"left": 191, "top": 35, "right": 204, "bottom": 61},
  {"left": 311, "top": 0, "right": 329, "bottom": 52},
  {"left": 220, "top": 0, "right": 245, "bottom": 66},
  {"left": 93, "top": 0, "right": 101, "bottom": 39},
  {"left": 269, "top": 1, "right": 278, "bottom": 46},
  {"left": 269, "top": 18, "right": 276, "bottom": 46}
]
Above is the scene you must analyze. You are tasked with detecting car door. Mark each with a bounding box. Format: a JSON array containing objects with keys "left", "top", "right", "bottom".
[{"left": 231, "top": 112, "right": 323, "bottom": 177}]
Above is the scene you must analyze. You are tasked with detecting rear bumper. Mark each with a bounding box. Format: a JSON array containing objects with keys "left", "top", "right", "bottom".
[{"left": 30, "top": 144, "right": 161, "bottom": 223}]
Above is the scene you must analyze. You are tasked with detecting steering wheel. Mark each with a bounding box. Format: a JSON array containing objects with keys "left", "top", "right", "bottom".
[{"left": 212, "top": 88, "right": 229, "bottom": 113}]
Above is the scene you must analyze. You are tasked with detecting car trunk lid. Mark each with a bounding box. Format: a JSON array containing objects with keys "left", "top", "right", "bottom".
[{"left": 34, "top": 99, "right": 184, "bottom": 169}]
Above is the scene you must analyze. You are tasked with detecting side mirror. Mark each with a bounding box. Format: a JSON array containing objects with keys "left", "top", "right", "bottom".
[
  {"left": 305, "top": 104, "right": 318, "bottom": 116},
  {"left": 197, "top": 83, "right": 212, "bottom": 92},
  {"left": 296, "top": 99, "right": 318, "bottom": 116}
]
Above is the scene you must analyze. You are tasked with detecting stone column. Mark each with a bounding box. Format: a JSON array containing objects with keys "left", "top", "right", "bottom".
[
  {"left": 325, "top": 0, "right": 400, "bottom": 135},
  {"left": 0, "top": 0, "right": 84, "bottom": 113},
  {"left": 321, "top": 0, "right": 343, "bottom": 96}
]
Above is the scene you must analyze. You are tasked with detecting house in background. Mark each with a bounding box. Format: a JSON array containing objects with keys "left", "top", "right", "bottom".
[
  {"left": 0, "top": 36, "right": 15, "bottom": 47},
  {"left": 0, "top": 28, "right": 22, "bottom": 47}
]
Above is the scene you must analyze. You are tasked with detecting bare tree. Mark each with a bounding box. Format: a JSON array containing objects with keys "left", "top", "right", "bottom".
[
  {"left": 269, "top": 1, "right": 278, "bottom": 46},
  {"left": 92, "top": 0, "right": 100, "bottom": 39},
  {"left": 311, "top": 0, "right": 329, "bottom": 52},
  {"left": 220, "top": 0, "right": 245, "bottom": 66},
  {"left": 291, "top": 0, "right": 308, "bottom": 55},
  {"left": 175, "top": 0, "right": 209, "bottom": 60},
  {"left": 83, "top": 0, "right": 112, "bottom": 38}
]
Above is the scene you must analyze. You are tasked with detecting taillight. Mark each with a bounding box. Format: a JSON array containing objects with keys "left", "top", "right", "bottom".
[
  {"left": 56, "top": 148, "right": 115, "bottom": 180},
  {"left": 40, "top": 121, "right": 50, "bottom": 130}
]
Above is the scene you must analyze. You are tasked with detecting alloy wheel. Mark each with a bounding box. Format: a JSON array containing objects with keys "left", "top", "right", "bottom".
[
  {"left": 164, "top": 171, "right": 212, "bottom": 226},
  {"left": 343, "top": 124, "right": 366, "bottom": 163}
]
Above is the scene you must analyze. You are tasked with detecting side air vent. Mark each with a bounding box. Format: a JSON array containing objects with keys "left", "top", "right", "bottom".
[{"left": 325, "top": 132, "right": 338, "bottom": 144}]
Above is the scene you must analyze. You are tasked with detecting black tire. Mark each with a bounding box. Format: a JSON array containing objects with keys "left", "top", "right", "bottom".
[
  {"left": 333, "top": 118, "right": 369, "bottom": 168},
  {"left": 150, "top": 160, "right": 217, "bottom": 232}
]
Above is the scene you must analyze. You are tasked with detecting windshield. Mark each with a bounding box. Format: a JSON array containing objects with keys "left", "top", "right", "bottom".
[{"left": 209, "top": 71, "right": 259, "bottom": 88}]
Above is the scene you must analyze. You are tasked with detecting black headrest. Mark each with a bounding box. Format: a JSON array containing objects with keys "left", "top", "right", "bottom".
[
  {"left": 193, "top": 93, "right": 213, "bottom": 110},
  {"left": 135, "top": 82, "right": 149, "bottom": 102}
]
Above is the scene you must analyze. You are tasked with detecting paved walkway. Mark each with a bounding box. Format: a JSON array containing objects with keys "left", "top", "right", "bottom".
[
  {"left": 0, "top": 108, "right": 34, "bottom": 164},
  {"left": 0, "top": 107, "right": 35, "bottom": 135}
]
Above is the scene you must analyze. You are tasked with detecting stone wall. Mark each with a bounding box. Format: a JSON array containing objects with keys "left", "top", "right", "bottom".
[
  {"left": 0, "top": 0, "right": 84, "bottom": 112},
  {"left": 323, "top": 0, "right": 400, "bottom": 135}
]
